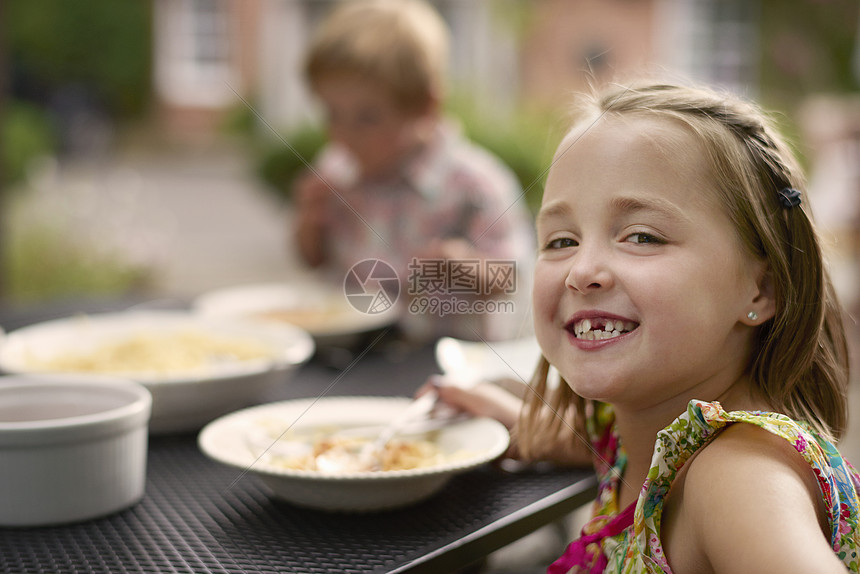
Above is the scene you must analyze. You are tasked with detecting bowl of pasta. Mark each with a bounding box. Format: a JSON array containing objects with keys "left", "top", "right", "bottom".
[
  {"left": 198, "top": 396, "right": 510, "bottom": 511},
  {"left": 0, "top": 311, "right": 315, "bottom": 434},
  {"left": 192, "top": 281, "right": 397, "bottom": 347}
]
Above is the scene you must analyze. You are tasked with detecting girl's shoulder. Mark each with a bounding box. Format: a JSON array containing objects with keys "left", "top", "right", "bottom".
[
  {"left": 656, "top": 402, "right": 860, "bottom": 573},
  {"left": 678, "top": 419, "right": 827, "bottom": 525}
]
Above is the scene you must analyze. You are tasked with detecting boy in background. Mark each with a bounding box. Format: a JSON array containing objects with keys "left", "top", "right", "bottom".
[{"left": 293, "top": 0, "right": 534, "bottom": 342}]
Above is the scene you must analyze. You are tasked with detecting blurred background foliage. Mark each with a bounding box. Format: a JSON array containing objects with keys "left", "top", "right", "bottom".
[
  {"left": 2, "top": 0, "right": 152, "bottom": 301},
  {"left": 0, "top": 0, "right": 857, "bottom": 303},
  {"left": 3, "top": 0, "right": 151, "bottom": 186},
  {"left": 1, "top": 101, "right": 55, "bottom": 187},
  {"left": 759, "top": 0, "right": 858, "bottom": 108},
  {"left": 6, "top": 222, "right": 151, "bottom": 303},
  {"left": 6, "top": 0, "right": 151, "bottom": 118}
]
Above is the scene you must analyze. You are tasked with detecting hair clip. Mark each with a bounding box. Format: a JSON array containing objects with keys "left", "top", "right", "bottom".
[{"left": 777, "top": 187, "right": 802, "bottom": 208}]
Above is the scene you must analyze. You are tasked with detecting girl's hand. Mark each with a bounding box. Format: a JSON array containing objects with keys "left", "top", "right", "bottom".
[{"left": 419, "top": 374, "right": 523, "bottom": 430}]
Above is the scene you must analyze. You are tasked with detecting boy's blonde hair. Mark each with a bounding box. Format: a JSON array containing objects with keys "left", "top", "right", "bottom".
[
  {"left": 304, "top": 0, "right": 449, "bottom": 112},
  {"left": 518, "top": 82, "right": 851, "bottom": 458}
]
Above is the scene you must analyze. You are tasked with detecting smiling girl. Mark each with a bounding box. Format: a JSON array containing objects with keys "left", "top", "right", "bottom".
[{"left": 430, "top": 82, "right": 860, "bottom": 572}]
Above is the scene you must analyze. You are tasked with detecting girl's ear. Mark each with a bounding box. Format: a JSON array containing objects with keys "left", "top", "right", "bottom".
[{"left": 744, "top": 265, "right": 776, "bottom": 325}]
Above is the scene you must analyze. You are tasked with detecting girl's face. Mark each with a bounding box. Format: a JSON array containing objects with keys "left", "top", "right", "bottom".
[
  {"left": 314, "top": 73, "right": 429, "bottom": 179},
  {"left": 533, "top": 115, "right": 770, "bottom": 412}
]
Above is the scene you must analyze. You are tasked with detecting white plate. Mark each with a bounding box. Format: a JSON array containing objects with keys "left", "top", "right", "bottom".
[
  {"left": 198, "top": 396, "right": 510, "bottom": 511},
  {"left": 0, "top": 311, "right": 315, "bottom": 433},
  {"left": 192, "top": 282, "right": 396, "bottom": 340}
]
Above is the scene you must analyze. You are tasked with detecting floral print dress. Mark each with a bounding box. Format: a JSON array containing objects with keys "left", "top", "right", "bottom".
[{"left": 549, "top": 400, "right": 860, "bottom": 573}]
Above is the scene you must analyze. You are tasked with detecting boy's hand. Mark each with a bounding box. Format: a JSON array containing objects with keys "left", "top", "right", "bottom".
[
  {"left": 294, "top": 171, "right": 333, "bottom": 229},
  {"left": 293, "top": 171, "right": 335, "bottom": 267}
]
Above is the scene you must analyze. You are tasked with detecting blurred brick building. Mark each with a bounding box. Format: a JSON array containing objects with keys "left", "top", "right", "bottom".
[
  {"left": 519, "top": 0, "right": 757, "bottom": 109},
  {"left": 152, "top": 0, "right": 758, "bottom": 136}
]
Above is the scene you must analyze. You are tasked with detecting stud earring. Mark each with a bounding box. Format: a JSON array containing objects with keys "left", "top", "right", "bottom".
[{"left": 747, "top": 311, "right": 758, "bottom": 321}]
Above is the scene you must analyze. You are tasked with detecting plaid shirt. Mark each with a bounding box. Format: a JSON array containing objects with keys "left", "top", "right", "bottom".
[{"left": 312, "top": 121, "right": 535, "bottom": 340}]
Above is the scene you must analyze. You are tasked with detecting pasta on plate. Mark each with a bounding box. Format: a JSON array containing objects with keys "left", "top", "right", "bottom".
[
  {"left": 253, "top": 420, "right": 472, "bottom": 474},
  {"left": 25, "top": 330, "right": 273, "bottom": 376}
]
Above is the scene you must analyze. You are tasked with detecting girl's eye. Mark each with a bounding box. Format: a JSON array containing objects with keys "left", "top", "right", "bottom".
[
  {"left": 625, "top": 232, "right": 664, "bottom": 245},
  {"left": 544, "top": 237, "right": 577, "bottom": 250}
]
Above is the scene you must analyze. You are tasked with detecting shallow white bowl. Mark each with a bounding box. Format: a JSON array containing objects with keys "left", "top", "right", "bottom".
[
  {"left": 192, "top": 282, "right": 396, "bottom": 345},
  {"left": 198, "top": 396, "right": 510, "bottom": 512},
  {"left": 0, "top": 311, "right": 315, "bottom": 434},
  {"left": 435, "top": 335, "right": 541, "bottom": 383},
  {"left": 0, "top": 374, "right": 151, "bottom": 527}
]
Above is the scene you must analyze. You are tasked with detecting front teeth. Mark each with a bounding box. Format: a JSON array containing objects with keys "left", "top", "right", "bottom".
[{"left": 573, "top": 319, "right": 636, "bottom": 340}]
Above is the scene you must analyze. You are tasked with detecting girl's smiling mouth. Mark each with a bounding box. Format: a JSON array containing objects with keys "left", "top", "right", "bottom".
[{"left": 565, "top": 315, "right": 639, "bottom": 341}]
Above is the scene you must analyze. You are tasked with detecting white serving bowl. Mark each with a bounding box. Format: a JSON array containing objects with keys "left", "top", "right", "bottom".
[
  {"left": 0, "top": 374, "right": 151, "bottom": 527},
  {"left": 192, "top": 282, "right": 396, "bottom": 346},
  {"left": 0, "top": 311, "right": 315, "bottom": 434},
  {"left": 198, "top": 396, "right": 510, "bottom": 512}
]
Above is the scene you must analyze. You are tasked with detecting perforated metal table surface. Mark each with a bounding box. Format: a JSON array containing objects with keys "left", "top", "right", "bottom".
[{"left": 0, "top": 301, "right": 597, "bottom": 573}]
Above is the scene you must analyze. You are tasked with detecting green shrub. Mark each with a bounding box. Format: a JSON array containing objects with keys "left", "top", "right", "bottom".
[
  {"left": 219, "top": 99, "right": 259, "bottom": 138},
  {"left": 2, "top": 101, "right": 56, "bottom": 186},
  {"left": 4, "top": 223, "right": 151, "bottom": 303},
  {"left": 256, "top": 126, "right": 327, "bottom": 202},
  {"left": 6, "top": 0, "right": 152, "bottom": 117}
]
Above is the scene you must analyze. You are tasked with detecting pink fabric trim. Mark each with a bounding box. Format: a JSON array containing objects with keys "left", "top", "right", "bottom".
[{"left": 548, "top": 501, "right": 636, "bottom": 574}]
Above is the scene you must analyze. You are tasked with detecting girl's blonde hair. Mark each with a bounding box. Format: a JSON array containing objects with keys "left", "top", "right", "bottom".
[
  {"left": 304, "top": 0, "right": 449, "bottom": 112},
  {"left": 518, "top": 82, "right": 851, "bottom": 457}
]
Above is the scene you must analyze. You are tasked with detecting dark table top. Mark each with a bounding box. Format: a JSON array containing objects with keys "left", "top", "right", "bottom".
[{"left": 0, "top": 300, "right": 597, "bottom": 574}]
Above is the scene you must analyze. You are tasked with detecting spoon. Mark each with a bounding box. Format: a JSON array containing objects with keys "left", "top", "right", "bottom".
[{"left": 355, "top": 389, "right": 440, "bottom": 470}]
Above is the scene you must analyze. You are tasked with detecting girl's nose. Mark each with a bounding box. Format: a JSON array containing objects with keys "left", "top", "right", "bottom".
[{"left": 564, "top": 248, "right": 613, "bottom": 293}]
